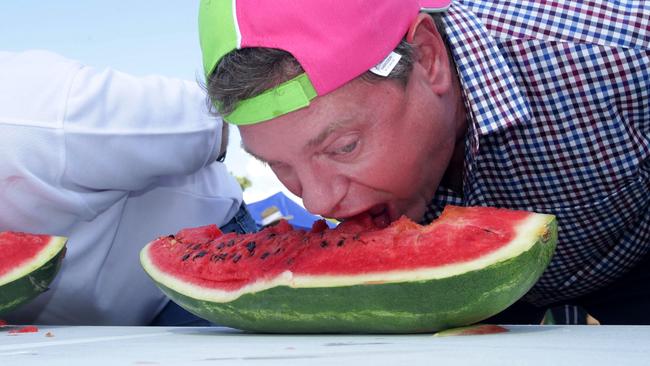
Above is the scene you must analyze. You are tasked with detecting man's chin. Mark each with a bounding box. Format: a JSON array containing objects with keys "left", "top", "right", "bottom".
[{"left": 400, "top": 204, "right": 427, "bottom": 223}]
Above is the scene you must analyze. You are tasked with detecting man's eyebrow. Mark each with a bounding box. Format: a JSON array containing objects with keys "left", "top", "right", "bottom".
[
  {"left": 241, "top": 141, "right": 269, "bottom": 165},
  {"left": 241, "top": 119, "right": 351, "bottom": 164},
  {"left": 307, "top": 121, "right": 345, "bottom": 149}
]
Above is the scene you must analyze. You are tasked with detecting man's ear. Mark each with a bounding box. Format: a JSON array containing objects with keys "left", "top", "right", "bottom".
[{"left": 406, "top": 14, "right": 452, "bottom": 95}]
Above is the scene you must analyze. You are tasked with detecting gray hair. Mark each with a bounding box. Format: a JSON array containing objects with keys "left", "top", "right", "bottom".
[{"left": 206, "top": 14, "right": 448, "bottom": 116}]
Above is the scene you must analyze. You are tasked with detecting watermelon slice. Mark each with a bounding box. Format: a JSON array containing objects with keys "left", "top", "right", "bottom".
[
  {"left": 140, "top": 206, "right": 557, "bottom": 333},
  {"left": 0, "top": 232, "right": 67, "bottom": 316}
]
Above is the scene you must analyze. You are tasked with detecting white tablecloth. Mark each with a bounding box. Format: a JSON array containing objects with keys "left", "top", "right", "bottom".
[{"left": 2, "top": 325, "right": 648, "bottom": 365}]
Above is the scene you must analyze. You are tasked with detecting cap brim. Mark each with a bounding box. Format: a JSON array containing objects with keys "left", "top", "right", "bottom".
[{"left": 420, "top": 0, "right": 452, "bottom": 12}]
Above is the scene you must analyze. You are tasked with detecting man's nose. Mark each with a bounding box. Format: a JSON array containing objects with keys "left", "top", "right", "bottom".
[{"left": 299, "top": 170, "right": 347, "bottom": 217}]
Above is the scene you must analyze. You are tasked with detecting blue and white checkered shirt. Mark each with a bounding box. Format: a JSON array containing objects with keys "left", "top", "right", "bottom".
[{"left": 423, "top": 0, "right": 650, "bottom": 306}]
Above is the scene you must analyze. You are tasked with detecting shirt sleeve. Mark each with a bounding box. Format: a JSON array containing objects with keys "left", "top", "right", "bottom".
[{"left": 61, "top": 65, "right": 223, "bottom": 192}]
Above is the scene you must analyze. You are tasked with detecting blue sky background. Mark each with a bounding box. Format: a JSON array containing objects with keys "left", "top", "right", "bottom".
[
  {"left": 1, "top": 0, "right": 202, "bottom": 80},
  {"left": 1, "top": 0, "right": 294, "bottom": 205}
]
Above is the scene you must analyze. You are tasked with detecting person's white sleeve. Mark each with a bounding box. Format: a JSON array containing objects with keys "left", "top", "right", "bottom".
[{"left": 62, "top": 65, "right": 223, "bottom": 192}]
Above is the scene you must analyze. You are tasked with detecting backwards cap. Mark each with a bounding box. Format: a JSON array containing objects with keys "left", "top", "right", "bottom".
[{"left": 199, "top": 0, "right": 451, "bottom": 125}]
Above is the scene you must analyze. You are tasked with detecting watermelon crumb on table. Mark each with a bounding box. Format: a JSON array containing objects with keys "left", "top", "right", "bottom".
[
  {"left": 0, "top": 232, "right": 67, "bottom": 316},
  {"left": 8, "top": 325, "right": 39, "bottom": 335},
  {"left": 434, "top": 324, "right": 509, "bottom": 337},
  {"left": 141, "top": 205, "right": 557, "bottom": 333}
]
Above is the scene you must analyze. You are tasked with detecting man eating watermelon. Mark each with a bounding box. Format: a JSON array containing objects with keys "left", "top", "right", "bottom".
[{"left": 197, "top": 0, "right": 649, "bottom": 325}]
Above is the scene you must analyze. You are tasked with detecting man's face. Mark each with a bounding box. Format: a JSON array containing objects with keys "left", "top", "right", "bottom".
[{"left": 240, "top": 64, "right": 460, "bottom": 226}]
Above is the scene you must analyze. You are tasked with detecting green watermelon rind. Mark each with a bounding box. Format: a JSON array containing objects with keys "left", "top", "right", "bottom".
[
  {"left": 0, "top": 236, "right": 67, "bottom": 316},
  {"left": 142, "top": 214, "right": 556, "bottom": 333}
]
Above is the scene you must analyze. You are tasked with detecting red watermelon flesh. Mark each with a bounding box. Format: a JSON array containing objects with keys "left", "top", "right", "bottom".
[
  {"left": 292, "top": 207, "right": 525, "bottom": 275},
  {"left": 0, "top": 232, "right": 54, "bottom": 277},
  {"left": 146, "top": 206, "right": 530, "bottom": 292}
]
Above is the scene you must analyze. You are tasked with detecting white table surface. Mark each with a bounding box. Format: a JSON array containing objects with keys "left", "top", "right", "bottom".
[{"left": 1, "top": 325, "right": 649, "bottom": 365}]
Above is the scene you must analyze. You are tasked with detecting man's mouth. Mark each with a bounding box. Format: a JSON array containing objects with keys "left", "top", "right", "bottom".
[
  {"left": 336, "top": 204, "right": 393, "bottom": 229},
  {"left": 368, "top": 204, "right": 391, "bottom": 228}
]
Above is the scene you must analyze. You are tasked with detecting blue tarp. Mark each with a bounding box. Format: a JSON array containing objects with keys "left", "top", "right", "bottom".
[{"left": 247, "top": 192, "right": 336, "bottom": 230}]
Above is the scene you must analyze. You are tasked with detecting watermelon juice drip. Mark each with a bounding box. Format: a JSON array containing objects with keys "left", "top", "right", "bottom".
[
  {"left": 0, "top": 232, "right": 51, "bottom": 277},
  {"left": 148, "top": 206, "right": 530, "bottom": 291}
]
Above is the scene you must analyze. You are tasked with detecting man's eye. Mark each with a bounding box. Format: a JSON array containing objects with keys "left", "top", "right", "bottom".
[{"left": 335, "top": 141, "right": 358, "bottom": 155}]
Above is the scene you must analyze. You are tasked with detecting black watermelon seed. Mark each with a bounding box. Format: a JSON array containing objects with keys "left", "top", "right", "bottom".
[
  {"left": 261, "top": 252, "right": 270, "bottom": 260},
  {"left": 274, "top": 247, "right": 283, "bottom": 254},
  {"left": 193, "top": 250, "right": 208, "bottom": 260},
  {"left": 167, "top": 234, "right": 175, "bottom": 239},
  {"left": 216, "top": 242, "right": 225, "bottom": 250},
  {"left": 226, "top": 239, "right": 235, "bottom": 247},
  {"left": 267, "top": 233, "right": 277, "bottom": 239},
  {"left": 210, "top": 254, "right": 226, "bottom": 262},
  {"left": 211, "top": 253, "right": 227, "bottom": 262},
  {"left": 320, "top": 240, "right": 329, "bottom": 248},
  {"left": 246, "top": 241, "right": 256, "bottom": 255},
  {"left": 337, "top": 239, "right": 345, "bottom": 247},
  {"left": 181, "top": 253, "right": 190, "bottom": 261},
  {"left": 232, "top": 253, "right": 242, "bottom": 263},
  {"left": 192, "top": 243, "right": 202, "bottom": 250}
]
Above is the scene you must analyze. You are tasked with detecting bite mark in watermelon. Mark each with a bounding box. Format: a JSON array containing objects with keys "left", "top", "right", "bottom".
[
  {"left": 0, "top": 232, "right": 67, "bottom": 316},
  {"left": 140, "top": 206, "right": 557, "bottom": 333}
]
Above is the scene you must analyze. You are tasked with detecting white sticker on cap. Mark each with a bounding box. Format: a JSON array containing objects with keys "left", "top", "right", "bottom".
[{"left": 370, "top": 51, "right": 402, "bottom": 77}]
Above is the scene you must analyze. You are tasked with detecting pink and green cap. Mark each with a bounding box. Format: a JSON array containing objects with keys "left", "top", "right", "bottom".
[{"left": 199, "top": 0, "right": 452, "bottom": 125}]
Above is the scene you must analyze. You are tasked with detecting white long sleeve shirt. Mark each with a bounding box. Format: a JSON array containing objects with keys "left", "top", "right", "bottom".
[{"left": 0, "top": 50, "right": 243, "bottom": 325}]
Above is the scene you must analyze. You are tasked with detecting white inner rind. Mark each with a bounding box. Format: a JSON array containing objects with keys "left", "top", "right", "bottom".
[
  {"left": 141, "top": 213, "right": 554, "bottom": 303},
  {"left": 0, "top": 236, "right": 67, "bottom": 286}
]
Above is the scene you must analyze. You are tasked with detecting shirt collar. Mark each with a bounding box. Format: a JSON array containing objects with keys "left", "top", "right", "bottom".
[{"left": 442, "top": 2, "right": 531, "bottom": 137}]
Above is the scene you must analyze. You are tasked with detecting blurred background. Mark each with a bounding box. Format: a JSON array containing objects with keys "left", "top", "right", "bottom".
[{"left": 0, "top": 0, "right": 300, "bottom": 207}]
